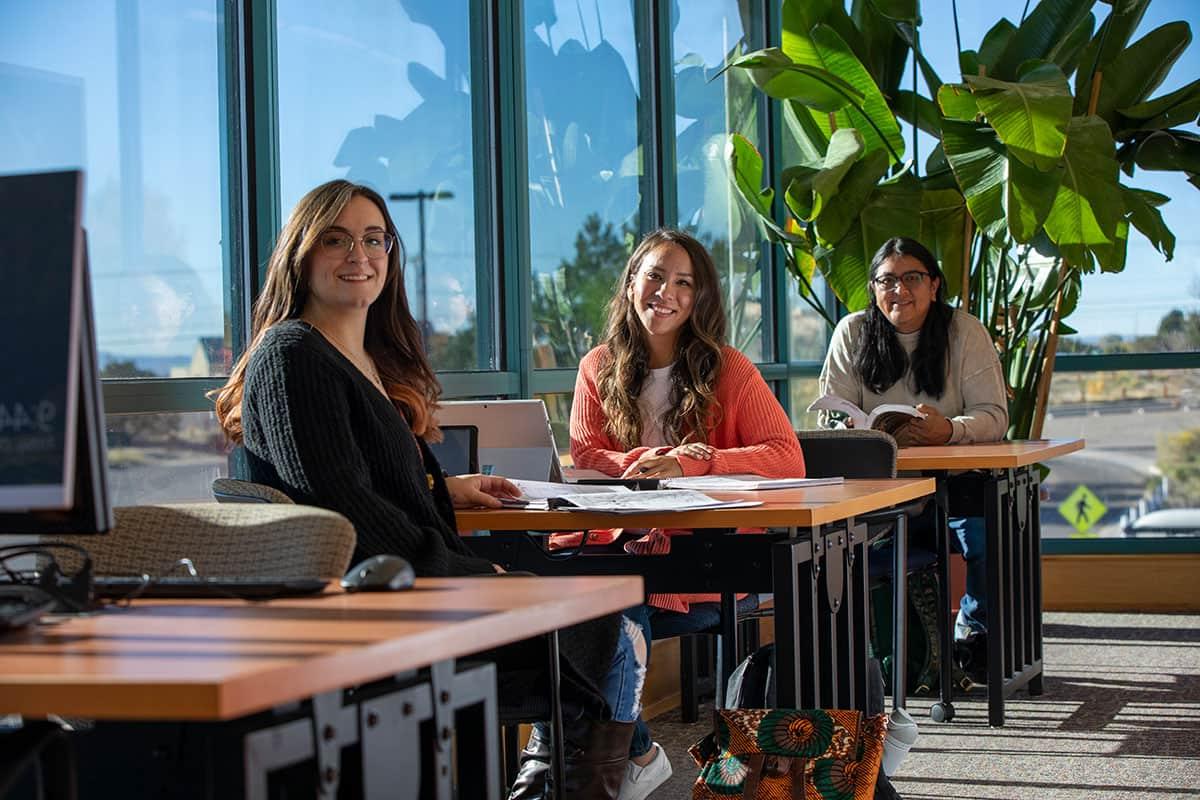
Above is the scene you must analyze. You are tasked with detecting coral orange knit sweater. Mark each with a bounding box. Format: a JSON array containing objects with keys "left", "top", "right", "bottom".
[{"left": 569, "top": 345, "right": 806, "bottom": 612}]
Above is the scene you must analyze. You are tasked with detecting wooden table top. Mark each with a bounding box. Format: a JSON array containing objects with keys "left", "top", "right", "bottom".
[
  {"left": 0, "top": 575, "right": 642, "bottom": 722},
  {"left": 455, "top": 477, "right": 935, "bottom": 531},
  {"left": 895, "top": 439, "right": 1085, "bottom": 471}
]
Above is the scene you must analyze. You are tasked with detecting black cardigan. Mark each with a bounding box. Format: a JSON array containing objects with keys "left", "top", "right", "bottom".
[
  {"left": 241, "top": 320, "right": 620, "bottom": 707},
  {"left": 242, "top": 320, "right": 495, "bottom": 576}
]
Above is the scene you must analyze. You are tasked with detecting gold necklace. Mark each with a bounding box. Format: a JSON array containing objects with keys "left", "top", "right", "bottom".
[{"left": 308, "top": 321, "right": 388, "bottom": 397}]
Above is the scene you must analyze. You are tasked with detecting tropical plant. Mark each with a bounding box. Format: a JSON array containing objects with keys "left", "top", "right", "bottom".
[{"left": 726, "top": 0, "right": 1197, "bottom": 438}]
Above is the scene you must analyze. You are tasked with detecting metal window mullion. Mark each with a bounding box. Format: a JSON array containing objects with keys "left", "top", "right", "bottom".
[
  {"left": 246, "top": 0, "right": 280, "bottom": 289},
  {"left": 218, "top": 0, "right": 251, "bottom": 363},
  {"left": 635, "top": 0, "right": 675, "bottom": 232},
  {"left": 495, "top": 0, "right": 532, "bottom": 397},
  {"left": 762, "top": 0, "right": 789, "bottom": 395},
  {"left": 470, "top": 0, "right": 499, "bottom": 371}
]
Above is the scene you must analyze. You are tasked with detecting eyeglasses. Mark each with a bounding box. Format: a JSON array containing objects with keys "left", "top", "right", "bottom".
[
  {"left": 318, "top": 230, "right": 395, "bottom": 257},
  {"left": 872, "top": 271, "right": 930, "bottom": 291}
]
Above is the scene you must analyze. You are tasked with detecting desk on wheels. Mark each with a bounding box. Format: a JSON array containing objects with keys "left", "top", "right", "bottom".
[
  {"left": 0, "top": 575, "right": 641, "bottom": 799},
  {"left": 897, "top": 439, "right": 1084, "bottom": 727},
  {"left": 457, "top": 478, "right": 935, "bottom": 713}
]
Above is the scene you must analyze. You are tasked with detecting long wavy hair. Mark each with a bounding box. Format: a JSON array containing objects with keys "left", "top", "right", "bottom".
[
  {"left": 596, "top": 229, "right": 727, "bottom": 449},
  {"left": 854, "top": 236, "right": 953, "bottom": 398},
  {"left": 212, "top": 180, "right": 441, "bottom": 443}
]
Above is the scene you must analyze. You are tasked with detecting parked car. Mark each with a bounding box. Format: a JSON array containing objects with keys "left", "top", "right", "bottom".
[{"left": 1122, "top": 509, "right": 1200, "bottom": 537}]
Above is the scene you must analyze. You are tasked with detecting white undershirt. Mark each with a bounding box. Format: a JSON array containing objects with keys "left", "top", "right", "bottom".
[{"left": 638, "top": 364, "right": 674, "bottom": 447}]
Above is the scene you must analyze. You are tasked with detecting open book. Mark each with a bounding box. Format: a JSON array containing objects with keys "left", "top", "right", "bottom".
[
  {"left": 499, "top": 480, "right": 761, "bottom": 513},
  {"left": 807, "top": 393, "right": 924, "bottom": 435}
]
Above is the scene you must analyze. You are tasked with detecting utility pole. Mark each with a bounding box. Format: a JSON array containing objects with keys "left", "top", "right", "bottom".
[{"left": 388, "top": 190, "right": 455, "bottom": 330}]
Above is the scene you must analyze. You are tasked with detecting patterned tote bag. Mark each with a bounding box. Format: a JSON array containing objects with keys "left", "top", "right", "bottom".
[{"left": 689, "top": 708, "right": 887, "bottom": 799}]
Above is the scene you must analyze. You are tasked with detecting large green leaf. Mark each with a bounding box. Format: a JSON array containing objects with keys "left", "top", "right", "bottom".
[
  {"left": 785, "top": 100, "right": 831, "bottom": 163},
  {"left": 966, "top": 62, "right": 1072, "bottom": 172},
  {"left": 1132, "top": 130, "right": 1200, "bottom": 176},
  {"left": 796, "top": 24, "right": 906, "bottom": 164},
  {"left": 938, "top": 84, "right": 979, "bottom": 121},
  {"left": 921, "top": 189, "right": 969, "bottom": 301},
  {"left": 1075, "top": 0, "right": 1151, "bottom": 111},
  {"left": 1117, "top": 79, "right": 1200, "bottom": 132},
  {"left": 784, "top": 164, "right": 820, "bottom": 221},
  {"left": 1045, "top": 11, "right": 1095, "bottom": 76},
  {"left": 1090, "top": 22, "right": 1193, "bottom": 123},
  {"left": 978, "top": 19, "right": 1017, "bottom": 73},
  {"left": 725, "top": 49, "right": 863, "bottom": 111},
  {"left": 727, "top": 133, "right": 774, "bottom": 220},
  {"left": 1119, "top": 185, "right": 1175, "bottom": 260},
  {"left": 811, "top": 129, "right": 868, "bottom": 220},
  {"left": 813, "top": 148, "right": 890, "bottom": 246},
  {"left": 1007, "top": 153, "right": 1063, "bottom": 243},
  {"left": 941, "top": 119, "right": 1009, "bottom": 241},
  {"left": 1042, "top": 115, "right": 1125, "bottom": 270},
  {"left": 820, "top": 226, "right": 873, "bottom": 311},
  {"left": 991, "top": 0, "right": 1094, "bottom": 80},
  {"left": 890, "top": 21, "right": 943, "bottom": 97},
  {"left": 865, "top": 0, "right": 919, "bottom": 22},
  {"left": 892, "top": 90, "right": 941, "bottom": 137},
  {"left": 782, "top": 0, "right": 833, "bottom": 63}
]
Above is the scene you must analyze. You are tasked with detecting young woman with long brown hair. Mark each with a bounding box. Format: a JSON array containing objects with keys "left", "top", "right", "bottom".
[
  {"left": 569, "top": 228, "right": 806, "bottom": 798},
  {"left": 213, "top": 180, "right": 647, "bottom": 799}
]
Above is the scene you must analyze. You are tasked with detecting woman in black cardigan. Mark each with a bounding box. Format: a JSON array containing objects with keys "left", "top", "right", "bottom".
[{"left": 213, "top": 180, "right": 643, "bottom": 799}]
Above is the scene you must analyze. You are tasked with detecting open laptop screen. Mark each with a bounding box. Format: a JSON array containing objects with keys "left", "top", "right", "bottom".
[{"left": 434, "top": 400, "right": 563, "bottom": 482}]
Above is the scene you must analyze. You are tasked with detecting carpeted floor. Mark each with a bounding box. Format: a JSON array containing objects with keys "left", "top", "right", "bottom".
[{"left": 646, "top": 612, "right": 1200, "bottom": 799}]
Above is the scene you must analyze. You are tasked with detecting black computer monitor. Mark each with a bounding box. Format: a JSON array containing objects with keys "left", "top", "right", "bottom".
[
  {"left": 429, "top": 424, "right": 479, "bottom": 475},
  {"left": 0, "top": 169, "right": 111, "bottom": 534}
]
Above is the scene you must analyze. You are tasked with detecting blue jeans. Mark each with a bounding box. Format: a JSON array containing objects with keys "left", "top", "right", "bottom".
[
  {"left": 530, "top": 614, "right": 647, "bottom": 744},
  {"left": 950, "top": 516, "right": 987, "bottom": 640},
  {"left": 625, "top": 595, "right": 761, "bottom": 758}
]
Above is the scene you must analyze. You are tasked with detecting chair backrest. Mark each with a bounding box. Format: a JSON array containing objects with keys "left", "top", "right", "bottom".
[
  {"left": 211, "top": 477, "right": 295, "bottom": 504},
  {"left": 797, "top": 429, "right": 898, "bottom": 479},
  {"left": 83, "top": 503, "right": 355, "bottom": 578}
]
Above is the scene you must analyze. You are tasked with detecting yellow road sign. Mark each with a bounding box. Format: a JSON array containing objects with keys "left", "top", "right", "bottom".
[{"left": 1058, "top": 485, "right": 1107, "bottom": 537}]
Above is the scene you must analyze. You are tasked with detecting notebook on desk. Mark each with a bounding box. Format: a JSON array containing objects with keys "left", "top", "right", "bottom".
[{"left": 92, "top": 575, "right": 330, "bottom": 600}]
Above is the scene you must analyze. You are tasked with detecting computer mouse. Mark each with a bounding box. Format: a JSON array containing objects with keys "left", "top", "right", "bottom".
[{"left": 340, "top": 554, "right": 416, "bottom": 592}]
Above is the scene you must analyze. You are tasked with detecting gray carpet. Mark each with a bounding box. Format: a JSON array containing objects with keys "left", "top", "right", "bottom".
[{"left": 647, "top": 612, "right": 1200, "bottom": 799}]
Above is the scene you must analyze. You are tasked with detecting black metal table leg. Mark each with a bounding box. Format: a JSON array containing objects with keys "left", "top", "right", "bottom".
[
  {"left": 891, "top": 510, "right": 908, "bottom": 711},
  {"left": 546, "top": 630, "right": 565, "bottom": 800},
  {"left": 985, "top": 471, "right": 1006, "bottom": 727},
  {"left": 716, "top": 592, "right": 739, "bottom": 709},
  {"left": 930, "top": 478, "right": 956, "bottom": 723}
]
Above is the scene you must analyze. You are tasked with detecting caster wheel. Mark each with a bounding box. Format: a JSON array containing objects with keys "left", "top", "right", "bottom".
[{"left": 929, "top": 702, "right": 955, "bottom": 723}]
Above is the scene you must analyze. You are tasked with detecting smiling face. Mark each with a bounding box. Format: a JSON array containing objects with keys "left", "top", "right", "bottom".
[
  {"left": 627, "top": 243, "right": 697, "bottom": 363},
  {"left": 302, "top": 195, "right": 390, "bottom": 316},
  {"left": 872, "top": 253, "right": 940, "bottom": 333}
]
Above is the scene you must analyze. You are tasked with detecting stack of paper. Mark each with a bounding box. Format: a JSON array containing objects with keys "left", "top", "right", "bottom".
[{"left": 660, "top": 475, "right": 843, "bottom": 491}]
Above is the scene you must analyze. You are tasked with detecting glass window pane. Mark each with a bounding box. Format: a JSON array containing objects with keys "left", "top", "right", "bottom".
[
  {"left": 1041, "top": 368, "right": 1200, "bottom": 541},
  {"left": 537, "top": 392, "right": 573, "bottom": 457},
  {"left": 106, "top": 412, "right": 229, "bottom": 504},
  {"left": 788, "top": 273, "right": 831, "bottom": 362},
  {"left": 672, "top": 1, "right": 766, "bottom": 360},
  {"left": 1, "top": 2, "right": 231, "bottom": 378},
  {"left": 526, "top": 1, "right": 643, "bottom": 368},
  {"left": 789, "top": 377, "right": 821, "bottom": 430},
  {"left": 276, "top": 1, "right": 490, "bottom": 370}
]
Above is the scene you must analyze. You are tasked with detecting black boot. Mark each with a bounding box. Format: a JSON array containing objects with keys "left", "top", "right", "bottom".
[
  {"left": 508, "top": 724, "right": 551, "bottom": 800},
  {"left": 552, "top": 717, "right": 635, "bottom": 800}
]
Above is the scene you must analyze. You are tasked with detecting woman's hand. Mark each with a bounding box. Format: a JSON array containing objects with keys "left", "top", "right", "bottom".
[
  {"left": 895, "top": 404, "right": 953, "bottom": 446},
  {"left": 620, "top": 453, "right": 684, "bottom": 479},
  {"left": 668, "top": 442, "right": 714, "bottom": 462},
  {"left": 445, "top": 474, "right": 522, "bottom": 508}
]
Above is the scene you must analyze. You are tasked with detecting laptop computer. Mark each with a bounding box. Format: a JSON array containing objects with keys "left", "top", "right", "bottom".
[
  {"left": 92, "top": 575, "right": 330, "bottom": 600},
  {"left": 427, "top": 424, "right": 479, "bottom": 475},
  {"left": 434, "top": 400, "right": 564, "bottom": 482}
]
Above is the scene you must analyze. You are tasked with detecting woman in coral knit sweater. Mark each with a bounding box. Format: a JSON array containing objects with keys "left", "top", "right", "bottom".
[{"left": 569, "top": 228, "right": 805, "bottom": 798}]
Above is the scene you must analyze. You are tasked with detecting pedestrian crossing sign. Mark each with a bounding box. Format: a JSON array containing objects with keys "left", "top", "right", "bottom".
[{"left": 1058, "top": 485, "right": 1107, "bottom": 536}]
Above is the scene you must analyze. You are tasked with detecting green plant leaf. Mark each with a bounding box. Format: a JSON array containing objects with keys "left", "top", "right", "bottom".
[
  {"left": 782, "top": 0, "right": 833, "bottom": 62},
  {"left": 820, "top": 226, "right": 873, "bottom": 311},
  {"left": 1090, "top": 218, "right": 1129, "bottom": 273},
  {"left": 851, "top": 0, "right": 912, "bottom": 95},
  {"left": 978, "top": 19, "right": 1017, "bottom": 73},
  {"left": 1132, "top": 130, "right": 1200, "bottom": 176},
  {"left": 1117, "top": 79, "right": 1200, "bottom": 132},
  {"left": 966, "top": 62, "right": 1072, "bottom": 172},
  {"left": 1045, "top": 12, "right": 1095, "bottom": 76},
  {"left": 991, "top": 0, "right": 1094, "bottom": 80},
  {"left": 784, "top": 165, "right": 819, "bottom": 221},
  {"left": 960, "top": 49, "right": 980, "bottom": 78},
  {"left": 938, "top": 84, "right": 979, "bottom": 121},
  {"left": 865, "top": 0, "right": 919, "bottom": 22},
  {"left": 889, "top": 21, "right": 943, "bottom": 96},
  {"left": 813, "top": 148, "right": 891, "bottom": 246},
  {"left": 892, "top": 90, "right": 941, "bottom": 137},
  {"left": 725, "top": 49, "right": 863, "bottom": 111},
  {"left": 941, "top": 119, "right": 1009, "bottom": 241},
  {"left": 727, "top": 133, "right": 774, "bottom": 219},
  {"left": 1007, "top": 152, "right": 1063, "bottom": 243},
  {"left": 1120, "top": 184, "right": 1176, "bottom": 260},
  {"left": 810, "top": 129, "right": 867, "bottom": 220},
  {"left": 1089, "top": 22, "right": 1193, "bottom": 123},
  {"left": 1042, "top": 115, "right": 1125, "bottom": 269},
  {"left": 785, "top": 100, "right": 831, "bottom": 163},
  {"left": 1074, "top": 0, "right": 1151, "bottom": 111},
  {"left": 797, "top": 24, "right": 906, "bottom": 164},
  {"left": 919, "top": 188, "right": 969, "bottom": 302}
]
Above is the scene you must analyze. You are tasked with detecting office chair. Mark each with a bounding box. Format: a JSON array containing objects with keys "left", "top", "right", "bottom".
[
  {"left": 82, "top": 503, "right": 355, "bottom": 578},
  {"left": 211, "top": 477, "right": 295, "bottom": 505}
]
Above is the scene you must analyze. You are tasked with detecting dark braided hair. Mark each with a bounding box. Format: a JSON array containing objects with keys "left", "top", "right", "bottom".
[{"left": 853, "top": 237, "right": 953, "bottom": 398}]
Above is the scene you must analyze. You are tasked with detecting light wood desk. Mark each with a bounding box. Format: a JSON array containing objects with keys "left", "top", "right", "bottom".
[
  {"left": 458, "top": 478, "right": 935, "bottom": 713},
  {"left": 0, "top": 575, "right": 642, "bottom": 799},
  {"left": 896, "top": 439, "right": 1084, "bottom": 727}
]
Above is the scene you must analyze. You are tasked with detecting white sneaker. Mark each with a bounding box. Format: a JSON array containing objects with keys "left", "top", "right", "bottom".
[{"left": 619, "top": 742, "right": 672, "bottom": 800}]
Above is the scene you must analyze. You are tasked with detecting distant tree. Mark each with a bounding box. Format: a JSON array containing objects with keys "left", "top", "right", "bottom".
[
  {"left": 427, "top": 312, "right": 480, "bottom": 371},
  {"left": 101, "top": 360, "right": 180, "bottom": 444},
  {"left": 101, "top": 359, "right": 156, "bottom": 379}
]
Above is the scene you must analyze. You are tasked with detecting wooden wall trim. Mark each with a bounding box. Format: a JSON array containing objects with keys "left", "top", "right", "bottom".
[{"left": 1043, "top": 554, "right": 1200, "bottom": 612}]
